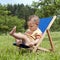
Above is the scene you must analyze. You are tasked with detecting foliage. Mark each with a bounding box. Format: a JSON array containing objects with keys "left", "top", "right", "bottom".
[
  {"left": 6, "top": 4, "right": 35, "bottom": 21},
  {"left": 32, "top": 0, "right": 60, "bottom": 17},
  {"left": 0, "top": 16, "right": 25, "bottom": 33}
]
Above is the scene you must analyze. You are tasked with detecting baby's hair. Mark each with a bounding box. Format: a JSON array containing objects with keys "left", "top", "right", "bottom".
[
  {"left": 28, "top": 15, "right": 40, "bottom": 25},
  {"left": 28, "top": 15, "right": 39, "bottom": 21}
]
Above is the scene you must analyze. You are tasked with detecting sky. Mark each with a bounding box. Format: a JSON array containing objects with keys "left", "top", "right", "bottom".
[{"left": 0, "top": 0, "right": 39, "bottom": 5}]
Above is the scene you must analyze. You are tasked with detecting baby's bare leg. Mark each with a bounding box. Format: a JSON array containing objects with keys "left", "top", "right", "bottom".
[
  {"left": 9, "top": 26, "right": 34, "bottom": 46},
  {"left": 11, "top": 32, "right": 31, "bottom": 44},
  {"left": 15, "top": 39, "right": 22, "bottom": 45},
  {"left": 13, "top": 33, "right": 36, "bottom": 47},
  {"left": 16, "top": 39, "right": 22, "bottom": 44}
]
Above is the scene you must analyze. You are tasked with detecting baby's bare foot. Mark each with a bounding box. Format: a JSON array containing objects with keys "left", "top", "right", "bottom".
[{"left": 9, "top": 26, "right": 16, "bottom": 35}]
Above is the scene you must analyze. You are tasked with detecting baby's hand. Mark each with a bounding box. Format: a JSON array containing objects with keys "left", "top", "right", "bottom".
[{"left": 29, "top": 42, "right": 34, "bottom": 47}]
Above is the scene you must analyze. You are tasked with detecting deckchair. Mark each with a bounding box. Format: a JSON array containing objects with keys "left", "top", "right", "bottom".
[{"left": 13, "top": 16, "right": 56, "bottom": 52}]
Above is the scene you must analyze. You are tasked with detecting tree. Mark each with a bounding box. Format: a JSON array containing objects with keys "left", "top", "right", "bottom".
[{"left": 32, "top": 0, "right": 60, "bottom": 17}]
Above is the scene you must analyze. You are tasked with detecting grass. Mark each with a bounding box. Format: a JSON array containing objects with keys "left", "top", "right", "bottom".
[{"left": 0, "top": 32, "right": 60, "bottom": 60}]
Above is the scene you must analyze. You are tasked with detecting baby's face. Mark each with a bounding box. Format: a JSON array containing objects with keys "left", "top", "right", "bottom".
[{"left": 28, "top": 21, "right": 37, "bottom": 31}]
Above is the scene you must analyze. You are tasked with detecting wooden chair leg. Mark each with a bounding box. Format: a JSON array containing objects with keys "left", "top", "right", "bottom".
[
  {"left": 46, "top": 30, "right": 54, "bottom": 51},
  {"left": 37, "top": 47, "right": 50, "bottom": 52}
]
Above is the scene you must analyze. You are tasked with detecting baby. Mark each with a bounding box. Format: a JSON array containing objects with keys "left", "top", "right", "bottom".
[{"left": 9, "top": 15, "right": 42, "bottom": 47}]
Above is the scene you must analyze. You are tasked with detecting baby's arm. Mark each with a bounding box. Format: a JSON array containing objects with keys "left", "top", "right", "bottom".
[
  {"left": 33, "top": 34, "right": 42, "bottom": 45},
  {"left": 28, "top": 34, "right": 42, "bottom": 47}
]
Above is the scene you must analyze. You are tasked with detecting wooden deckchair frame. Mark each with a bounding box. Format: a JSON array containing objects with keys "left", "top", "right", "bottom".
[{"left": 32, "top": 16, "right": 56, "bottom": 52}]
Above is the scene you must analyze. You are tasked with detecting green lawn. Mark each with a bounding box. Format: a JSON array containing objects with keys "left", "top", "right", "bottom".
[{"left": 0, "top": 32, "right": 60, "bottom": 60}]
